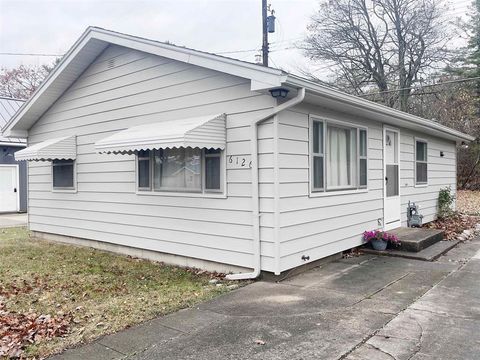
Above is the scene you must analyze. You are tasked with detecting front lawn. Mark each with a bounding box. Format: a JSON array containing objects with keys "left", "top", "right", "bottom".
[{"left": 0, "top": 227, "right": 239, "bottom": 359}]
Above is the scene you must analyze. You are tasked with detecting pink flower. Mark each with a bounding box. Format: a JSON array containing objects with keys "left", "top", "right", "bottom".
[{"left": 363, "top": 230, "right": 400, "bottom": 245}]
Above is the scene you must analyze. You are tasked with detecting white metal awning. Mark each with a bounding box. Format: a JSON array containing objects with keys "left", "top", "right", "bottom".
[
  {"left": 95, "top": 114, "right": 226, "bottom": 154},
  {"left": 14, "top": 136, "right": 77, "bottom": 161}
]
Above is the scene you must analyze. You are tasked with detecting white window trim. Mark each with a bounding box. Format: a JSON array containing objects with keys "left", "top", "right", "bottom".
[
  {"left": 51, "top": 159, "right": 77, "bottom": 193},
  {"left": 309, "top": 114, "right": 369, "bottom": 197},
  {"left": 414, "top": 137, "right": 428, "bottom": 187},
  {"left": 136, "top": 149, "right": 227, "bottom": 198}
]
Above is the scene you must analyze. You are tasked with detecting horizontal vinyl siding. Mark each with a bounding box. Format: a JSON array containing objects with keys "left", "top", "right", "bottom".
[
  {"left": 277, "top": 105, "right": 384, "bottom": 272},
  {"left": 399, "top": 130, "right": 457, "bottom": 225},
  {"left": 27, "top": 44, "right": 277, "bottom": 272},
  {"left": 276, "top": 104, "right": 458, "bottom": 272}
]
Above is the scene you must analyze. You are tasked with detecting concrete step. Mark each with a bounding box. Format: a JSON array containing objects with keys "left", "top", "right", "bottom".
[
  {"left": 362, "top": 240, "right": 460, "bottom": 262},
  {"left": 389, "top": 227, "right": 444, "bottom": 252}
]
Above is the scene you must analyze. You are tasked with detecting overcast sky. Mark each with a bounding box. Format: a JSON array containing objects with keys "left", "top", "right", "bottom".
[
  {"left": 0, "top": 0, "right": 320, "bottom": 74},
  {"left": 0, "top": 0, "right": 471, "bottom": 76}
]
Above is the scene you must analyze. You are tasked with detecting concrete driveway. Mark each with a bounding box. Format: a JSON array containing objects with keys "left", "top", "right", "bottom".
[
  {"left": 53, "top": 237, "right": 480, "bottom": 360},
  {"left": 0, "top": 213, "right": 27, "bottom": 228}
]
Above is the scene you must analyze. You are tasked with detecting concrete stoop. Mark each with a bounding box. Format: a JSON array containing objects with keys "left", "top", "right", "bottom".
[
  {"left": 362, "top": 227, "right": 458, "bottom": 261},
  {"left": 391, "top": 227, "right": 444, "bottom": 252}
]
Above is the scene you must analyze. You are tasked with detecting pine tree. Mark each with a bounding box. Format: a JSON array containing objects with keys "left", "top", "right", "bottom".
[{"left": 449, "top": 1, "right": 480, "bottom": 111}]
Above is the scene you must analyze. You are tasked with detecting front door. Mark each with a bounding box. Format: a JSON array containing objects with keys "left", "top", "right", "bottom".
[
  {"left": 0, "top": 165, "right": 19, "bottom": 213},
  {"left": 383, "top": 128, "right": 401, "bottom": 230}
]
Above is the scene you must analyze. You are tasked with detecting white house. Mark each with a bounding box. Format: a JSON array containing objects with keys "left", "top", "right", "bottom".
[{"left": 3, "top": 27, "right": 473, "bottom": 278}]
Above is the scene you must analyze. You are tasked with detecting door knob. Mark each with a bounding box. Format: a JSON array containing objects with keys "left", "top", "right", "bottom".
[
  {"left": 13, "top": 188, "right": 17, "bottom": 193},
  {"left": 385, "top": 177, "right": 388, "bottom": 183}
]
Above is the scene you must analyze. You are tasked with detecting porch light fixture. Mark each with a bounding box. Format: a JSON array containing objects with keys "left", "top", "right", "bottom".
[
  {"left": 440, "top": 151, "right": 444, "bottom": 157},
  {"left": 269, "top": 88, "right": 289, "bottom": 99}
]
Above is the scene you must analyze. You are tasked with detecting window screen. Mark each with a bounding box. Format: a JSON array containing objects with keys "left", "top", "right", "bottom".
[
  {"left": 312, "top": 120, "right": 324, "bottom": 190},
  {"left": 359, "top": 129, "right": 368, "bottom": 187},
  {"left": 415, "top": 141, "right": 428, "bottom": 184},
  {"left": 137, "top": 150, "right": 151, "bottom": 189},
  {"left": 52, "top": 160, "right": 75, "bottom": 189},
  {"left": 205, "top": 149, "right": 221, "bottom": 191}
]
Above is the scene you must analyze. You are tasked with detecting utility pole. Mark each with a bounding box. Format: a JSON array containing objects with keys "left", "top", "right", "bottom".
[{"left": 262, "top": 0, "right": 269, "bottom": 67}]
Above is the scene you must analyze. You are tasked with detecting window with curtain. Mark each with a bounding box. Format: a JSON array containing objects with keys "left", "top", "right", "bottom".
[
  {"left": 137, "top": 148, "right": 223, "bottom": 193},
  {"left": 311, "top": 119, "right": 367, "bottom": 192},
  {"left": 415, "top": 140, "right": 428, "bottom": 185}
]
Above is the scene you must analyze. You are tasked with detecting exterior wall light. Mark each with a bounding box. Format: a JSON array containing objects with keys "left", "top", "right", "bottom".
[
  {"left": 269, "top": 88, "right": 289, "bottom": 99},
  {"left": 440, "top": 151, "right": 444, "bottom": 157}
]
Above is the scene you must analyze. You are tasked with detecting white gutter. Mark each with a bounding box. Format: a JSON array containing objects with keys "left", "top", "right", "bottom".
[{"left": 226, "top": 87, "right": 306, "bottom": 280}]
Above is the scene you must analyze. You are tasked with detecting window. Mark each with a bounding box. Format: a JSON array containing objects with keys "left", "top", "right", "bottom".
[
  {"left": 311, "top": 118, "right": 367, "bottom": 192},
  {"left": 137, "top": 150, "right": 151, "bottom": 190},
  {"left": 359, "top": 129, "right": 368, "bottom": 187},
  {"left": 52, "top": 159, "right": 75, "bottom": 190},
  {"left": 415, "top": 140, "right": 428, "bottom": 185},
  {"left": 204, "top": 149, "right": 222, "bottom": 191},
  {"left": 312, "top": 121, "right": 324, "bottom": 190},
  {"left": 137, "top": 148, "right": 223, "bottom": 193}
]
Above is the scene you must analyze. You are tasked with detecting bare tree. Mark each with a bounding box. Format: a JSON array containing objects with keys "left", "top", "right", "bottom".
[
  {"left": 0, "top": 62, "right": 58, "bottom": 100},
  {"left": 303, "top": 0, "right": 451, "bottom": 111}
]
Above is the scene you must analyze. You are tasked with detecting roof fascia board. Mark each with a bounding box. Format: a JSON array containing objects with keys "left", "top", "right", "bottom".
[
  {"left": 286, "top": 75, "right": 474, "bottom": 142},
  {"left": 90, "top": 29, "right": 287, "bottom": 90},
  {"left": 0, "top": 142, "right": 26, "bottom": 147}
]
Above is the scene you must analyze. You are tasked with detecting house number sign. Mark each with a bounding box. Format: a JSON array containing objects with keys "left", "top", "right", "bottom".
[{"left": 227, "top": 155, "right": 252, "bottom": 169}]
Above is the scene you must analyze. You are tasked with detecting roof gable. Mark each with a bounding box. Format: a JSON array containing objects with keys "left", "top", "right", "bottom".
[{"left": 4, "top": 27, "right": 286, "bottom": 137}]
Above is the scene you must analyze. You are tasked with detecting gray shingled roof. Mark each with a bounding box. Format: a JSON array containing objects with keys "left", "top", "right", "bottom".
[{"left": 0, "top": 96, "right": 25, "bottom": 144}]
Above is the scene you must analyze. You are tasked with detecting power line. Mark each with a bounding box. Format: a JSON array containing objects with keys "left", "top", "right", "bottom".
[
  {"left": 215, "top": 48, "right": 259, "bottom": 55},
  {"left": 360, "top": 76, "right": 480, "bottom": 97},
  {"left": 0, "top": 52, "right": 63, "bottom": 57}
]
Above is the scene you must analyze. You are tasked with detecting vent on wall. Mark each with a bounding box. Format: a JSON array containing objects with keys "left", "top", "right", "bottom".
[{"left": 107, "top": 58, "right": 116, "bottom": 69}]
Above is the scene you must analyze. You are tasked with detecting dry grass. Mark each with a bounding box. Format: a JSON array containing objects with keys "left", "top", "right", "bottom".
[
  {"left": 457, "top": 190, "right": 480, "bottom": 215},
  {"left": 0, "top": 227, "right": 240, "bottom": 359}
]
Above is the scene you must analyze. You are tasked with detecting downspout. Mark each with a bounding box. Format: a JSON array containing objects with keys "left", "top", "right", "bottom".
[{"left": 226, "top": 87, "right": 306, "bottom": 280}]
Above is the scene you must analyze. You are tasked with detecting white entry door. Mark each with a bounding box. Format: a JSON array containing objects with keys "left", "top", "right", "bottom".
[
  {"left": 0, "top": 165, "right": 19, "bottom": 213},
  {"left": 383, "top": 128, "right": 401, "bottom": 230}
]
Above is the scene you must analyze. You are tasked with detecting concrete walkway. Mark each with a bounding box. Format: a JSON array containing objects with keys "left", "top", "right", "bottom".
[
  {"left": 52, "top": 237, "right": 480, "bottom": 360},
  {"left": 0, "top": 213, "right": 27, "bottom": 228}
]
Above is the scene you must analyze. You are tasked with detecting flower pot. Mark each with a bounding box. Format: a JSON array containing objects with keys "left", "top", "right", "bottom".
[{"left": 371, "top": 239, "right": 388, "bottom": 251}]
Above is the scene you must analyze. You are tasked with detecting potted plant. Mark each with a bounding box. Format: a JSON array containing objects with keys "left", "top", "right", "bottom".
[{"left": 363, "top": 230, "right": 400, "bottom": 251}]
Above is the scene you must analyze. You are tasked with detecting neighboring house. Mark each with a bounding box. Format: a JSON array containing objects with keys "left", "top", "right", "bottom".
[
  {"left": 3, "top": 27, "right": 473, "bottom": 278},
  {"left": 0, "top": 97, "right": 27, "bottom": 213}
]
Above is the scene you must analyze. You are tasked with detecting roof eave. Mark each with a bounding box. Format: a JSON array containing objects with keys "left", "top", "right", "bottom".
[{"left": 285, "top": 75, "right": 475, "bottom": 143}]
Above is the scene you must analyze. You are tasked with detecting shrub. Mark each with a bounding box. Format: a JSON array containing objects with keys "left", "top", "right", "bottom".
[{"left": 438, "top": 186, "right": 455, "bottom": 219}]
